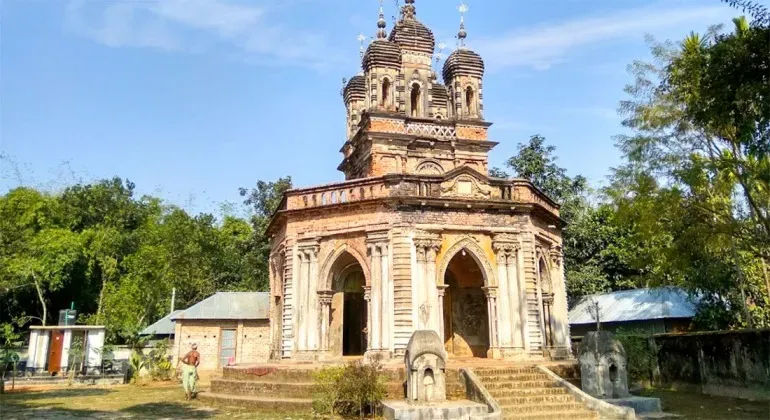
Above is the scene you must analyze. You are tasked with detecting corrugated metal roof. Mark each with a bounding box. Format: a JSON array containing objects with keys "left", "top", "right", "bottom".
[
  {"left": 171, "top": 292, "right": 270, "bottom": 321},
  {"left": 569, "top": 287, "right": 697, "bottom": 325},
  {"left": 140, "top": 310, "right": 183, "bottom": 336}
]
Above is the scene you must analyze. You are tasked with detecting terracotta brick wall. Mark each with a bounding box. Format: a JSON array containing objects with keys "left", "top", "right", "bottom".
[{"left": 175, "top": 319, "right": 270, "bottom": 371}]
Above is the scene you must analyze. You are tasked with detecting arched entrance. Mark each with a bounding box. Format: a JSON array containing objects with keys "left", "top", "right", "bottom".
[
  {"left": 328, "top": 251, "right": 368, "bottom": 357},
  {"left": 442, "top": 249, "right": 490, "bottom": 358}
]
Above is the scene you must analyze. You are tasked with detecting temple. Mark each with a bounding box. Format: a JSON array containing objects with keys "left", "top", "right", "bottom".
[{"left": 266, "top": 0, "right": 571, "bottom": 362}]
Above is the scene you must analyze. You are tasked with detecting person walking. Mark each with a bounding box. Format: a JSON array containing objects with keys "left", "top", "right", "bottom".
[{"left": 179, "top": 343, "right": 200, "bottom": 400}]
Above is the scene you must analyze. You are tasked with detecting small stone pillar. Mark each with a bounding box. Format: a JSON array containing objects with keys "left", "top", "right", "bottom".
[
  {"left": 578, "top": 331, "right": 630, "bottom": 398},
  {"left": 405, "top": 330, "right": 447, "bottom": 403}
]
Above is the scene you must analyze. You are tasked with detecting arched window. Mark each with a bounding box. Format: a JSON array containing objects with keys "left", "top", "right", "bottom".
[
  {"left": 411, "top": 83, "right": 422, "bottom": 118},
  {"left": 381, "top": 78, "right": 391, "bottom": 108},
  {"left": 465, "top": 86, "right": 475, "bottom": 115}
]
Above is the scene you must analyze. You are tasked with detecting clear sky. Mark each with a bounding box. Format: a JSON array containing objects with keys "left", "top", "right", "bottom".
[{"left": 0, "top": 0, "right": 740, "bottom": 215}]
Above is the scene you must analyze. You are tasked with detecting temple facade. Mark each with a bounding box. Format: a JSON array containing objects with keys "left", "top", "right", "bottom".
[{"left": 266, "top": 0, "right": 571, "bottom": 362}]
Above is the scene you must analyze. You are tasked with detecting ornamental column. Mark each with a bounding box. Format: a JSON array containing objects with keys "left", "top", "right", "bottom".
[
  {"left": 364, "top": 286, "right": 372, "bottom": 352},
  {"left": 550, "top": 245, "right": 570, "bottom": 353},
  {"left": 414, "top": 234, "right": 441, "bottom": 332},
  {"left": 482, "top": 286, "right": 499, "bottom": 350},
  {"left": 436, "top": 284, "right": 449, "bottom": 342},
  {"left": 367, "top": 232, "right": 392, "bottom": 356},
  {"left": 493, "top": 235, "right": 522, "bottom": 356},
  {"left": 317, "top": 290, "right": 334, "bottom": 352}
]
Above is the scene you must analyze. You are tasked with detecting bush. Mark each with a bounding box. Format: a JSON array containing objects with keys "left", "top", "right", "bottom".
[
  {"left": 312, "top": 358, "right": 387, "bottom": 419},
  {"left": 615, "top": 328, "right": 658, "bottom": 383},
  {"left": 312, "top": 365, "right": 345, "bottom": 417},
  {"left": 148, "top": 340, "right": 173, "bottom": 381}
]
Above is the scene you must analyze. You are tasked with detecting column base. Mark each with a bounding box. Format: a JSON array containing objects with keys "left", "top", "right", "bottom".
[
  {"left": 546, "top": 346, "right": 571, "bottom": 360},
  {"left": 292, "top": 350, "right": 322, "bottom": 362}
]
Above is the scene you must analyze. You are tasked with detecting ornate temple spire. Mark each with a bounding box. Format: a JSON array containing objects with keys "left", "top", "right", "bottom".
[
  {"left": 457, "top": 1, "right": 468, "bottom": 48},
  {"left": 401, "top": 0, "right": 416, "bottom": 20},
  {"left": 376, "top": 0, "right": 387, "bottom": 39}
]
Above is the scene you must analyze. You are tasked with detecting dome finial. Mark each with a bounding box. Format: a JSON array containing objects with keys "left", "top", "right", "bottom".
[
  {"left": 376, "top": 0, "right": 387, "bottom": 39},
  {"left": 457, "top": 1, "right": 468, "bottom": 48},
  {"left": 401, "top": 0, "right": 416, "bottom": 20},
  {"left": 358, "top": 33, "right": 367, "bottom": 58}
]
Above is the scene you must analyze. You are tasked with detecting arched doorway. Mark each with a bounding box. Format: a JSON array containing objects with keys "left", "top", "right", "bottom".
[
  {"left": 328, "top": 251, "right": 368, "bottom": 357},
  {"left": 442, "top": 249, "right": 490, "bottom": 358}
]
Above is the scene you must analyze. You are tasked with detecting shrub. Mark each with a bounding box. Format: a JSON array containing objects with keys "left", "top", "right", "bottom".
[
  {"left": 312, "top": 357, "right": 387, "bottom": 419},
  {"left": 148, "top": 340, "right": 173, "bottom": 381},
  {"left": 312, "top": 365, "right": 345, "bottom": 417},
  {"left": 615, "top": 328, "right": 658, "bottom": 383},
  {"left": 128, "top": 351, "right": 149, "bottom": 384}
]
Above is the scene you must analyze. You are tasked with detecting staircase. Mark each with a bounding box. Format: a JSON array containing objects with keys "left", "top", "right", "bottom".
[
  {"left": 199, "top": 364, "right": 466, "bottom": 414},
  {"left": 474, "top": 367, "right": 599, "bottom": 420}
]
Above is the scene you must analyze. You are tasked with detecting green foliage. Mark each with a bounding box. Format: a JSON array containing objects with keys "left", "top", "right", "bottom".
[
  {"left": 611, "top": 20, "right": 770, "bottom": 328},
  {"left": 311, "top": 359, "right": 386, "bottom": 419},
  {"left": 1, "top": 176, "right": 289, "bottom": 343},
  {"left": 312, "top": 365, "right": 345, "bottom": 417},
  {"left": 614, "top": 328, "right": 658, "bottom": 383},
  {"left": 67, "top": 337, "right": 85, "bottom": 385},
  {"left": 148, "top": 340, "right": 173, "bottom": 381},
  {"left": 128, "top": 350, "right": 149, "bottom": 384}
]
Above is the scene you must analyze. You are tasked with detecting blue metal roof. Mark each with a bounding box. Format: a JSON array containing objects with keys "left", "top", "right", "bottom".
[
  {"left": 140, "top": 310, "right": 183, "bottom": 336},
  {"left": 171, "top": 292, "right": 270, "bottom": 321},
  {"left": 569, "top": 287, "right": 697, "bottom": 325}
]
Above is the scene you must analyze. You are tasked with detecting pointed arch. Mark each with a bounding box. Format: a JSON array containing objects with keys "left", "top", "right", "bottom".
[
  {"left": 319, "top": 243, "right": 370, "bottom": 291},
  {"left": 437, "top": 237, "right": 496, "bottom": 287}
]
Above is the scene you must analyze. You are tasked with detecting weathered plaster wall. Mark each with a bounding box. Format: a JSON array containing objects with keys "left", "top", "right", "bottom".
[{"left": 654, "top": 329, "right": 770, "bottom": 400}]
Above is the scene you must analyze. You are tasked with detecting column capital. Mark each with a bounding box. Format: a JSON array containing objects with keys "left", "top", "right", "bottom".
[
  {"left": 436, "top": 284, "right": 449, "bottom": 298},
  {"left": 298, "top": 242, "right": 320, "bottom": 258},
  {"left": 493, "top": 240, "right": 519, "bottom": 265},
  {"left": 317, "top": 289, "right": 334, "bottom": 305},
  {"left": 482, "top": 286, "right": 499, "bottom": 298},
  {"left": 363, "top": 286, "right": 372, "bottom": 301},
  {"left": 549, "top": 245, "right": 563, "bottom": 267}
]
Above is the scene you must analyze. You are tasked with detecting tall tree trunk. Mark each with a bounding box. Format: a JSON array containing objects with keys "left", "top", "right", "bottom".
[
  {"left": 97, "top": 272, "right": 107, "bottom": 323},
  {"left": 762, "top": 257, "right": 770, "bottom": 303},
  {"left": 32, "top": 275, "right": 47, "bottom": 326}
]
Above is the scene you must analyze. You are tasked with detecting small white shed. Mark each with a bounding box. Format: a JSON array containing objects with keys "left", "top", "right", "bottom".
[{"left": 27, "top": 325, "right": 106, "bottom": 375}]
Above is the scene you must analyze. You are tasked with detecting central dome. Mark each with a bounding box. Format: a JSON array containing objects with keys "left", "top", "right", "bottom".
[{"left": 388, "top": 1, "right": 435, "bottom": 56}]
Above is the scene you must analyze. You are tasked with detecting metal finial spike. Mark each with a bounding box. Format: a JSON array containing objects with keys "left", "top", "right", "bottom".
[
  {"left": 377, "top": 0, "right": 387, "bottom": 38},
  {"left": 457, "top": 1, "right": 469, "bottom": 47},
  {"left": 358, "top": 33, "right": 367, "bottom": 57}
]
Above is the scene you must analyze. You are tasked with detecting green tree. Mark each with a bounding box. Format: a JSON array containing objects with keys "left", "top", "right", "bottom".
[
  {"left": 240, "top": 177, "right": 292, "bottom": 291},
  {"left": 612, "top": 18, "right": 770, "bottom": 328}
]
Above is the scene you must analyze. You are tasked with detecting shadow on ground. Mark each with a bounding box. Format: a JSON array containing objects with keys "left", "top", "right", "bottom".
[{"left": 1, "top": 388, "right": 219, "bottom": 419}]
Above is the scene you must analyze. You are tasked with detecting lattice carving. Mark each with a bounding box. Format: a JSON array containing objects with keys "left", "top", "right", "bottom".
[{"left": 406, "top": 122, "right": 456, "bottom": 139}]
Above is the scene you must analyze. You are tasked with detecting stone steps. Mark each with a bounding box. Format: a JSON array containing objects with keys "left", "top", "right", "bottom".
[
  {"left": 476, "top": 366, "right": 599, "bottom": 420},
  {"left": 482, "top": 380, "right": 561, "bottom": 390},
  {"left": 475, "top": 373, "right": 552, "bottom": 383},
  {"left": 211, "top": 379, "right": 317, "bottom": 398},
  {"left": 503, "top": 409, "right": 599, "bottom": 420},
  {"left": 198, "top": 392, "right": 313, "bottom": 412},
  {"left": 489, "top": 387, "right": 569, "bottom": 398}
]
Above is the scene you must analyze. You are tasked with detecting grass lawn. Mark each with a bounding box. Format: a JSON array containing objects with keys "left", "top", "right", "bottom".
[
  {"left": 640, "top": 388, "right": 769, "bottom": 419},
  {"left": 0, "top": 383, "right": 311, "bottom": 419}
]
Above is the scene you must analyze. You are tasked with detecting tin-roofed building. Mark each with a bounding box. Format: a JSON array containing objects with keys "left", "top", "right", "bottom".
[
  {"left": 569, "top": 287, "right": 697, "bottom": 337},
  {"left": 170, "top": 292, "right": 271, "bottom": 370},
  {"left": 140, "top": 309, "right": 184, "bottom": 338}
]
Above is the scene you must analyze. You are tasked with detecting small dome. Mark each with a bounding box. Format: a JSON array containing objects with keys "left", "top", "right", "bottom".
[
  {"left": 442, "top": 48, "right": 484, "bottom": 84},
  {"left": 389, "top": 18, "right": 435, "bottom": 56},
  {"left": 362, "top": 40, "right": 402, "bottom": 71},
  {"left": 343, "top": 75, "right": 365, "bottom": 105}
]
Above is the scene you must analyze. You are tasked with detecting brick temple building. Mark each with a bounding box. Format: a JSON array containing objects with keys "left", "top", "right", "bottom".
[{"left": 266, "top": 0, "right": 570, "bottom": 363}]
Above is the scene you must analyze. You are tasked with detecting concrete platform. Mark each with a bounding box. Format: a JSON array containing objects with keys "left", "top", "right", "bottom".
[
  {"left": 605, "top": 396, "right": 662, "bottom": 414},
  {"left": 382, "top": 399, "right": 488, "bottom": 420}
]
